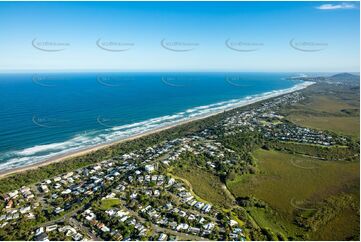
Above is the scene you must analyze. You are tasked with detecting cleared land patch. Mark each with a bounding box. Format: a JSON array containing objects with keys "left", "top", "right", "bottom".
[
  {"left": 99, "top": 198, "right": 122, "bottom": 210},
  {"left": 171, "top": 166, "right": 234, "bottom": 208}
]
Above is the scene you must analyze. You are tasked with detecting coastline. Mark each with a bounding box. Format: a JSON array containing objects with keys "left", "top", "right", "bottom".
[{"left": 0, "top": 81, "right": 314, "bottom": 179}]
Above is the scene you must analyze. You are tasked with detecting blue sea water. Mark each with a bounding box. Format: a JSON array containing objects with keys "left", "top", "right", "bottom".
[{"left": 0, "top": 72, "right": 303, "bottom": 171}]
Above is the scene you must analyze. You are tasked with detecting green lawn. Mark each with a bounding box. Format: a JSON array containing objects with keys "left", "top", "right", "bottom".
[{"left": 99, "top": 198, "right": 121, "bottom": 210}]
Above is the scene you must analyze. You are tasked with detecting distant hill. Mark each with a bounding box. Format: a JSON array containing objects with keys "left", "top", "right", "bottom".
[
  {"left": 328, "top": 73, "right": 360, "bottom": 84},
  {"left": 287, "top": 73, "right": 360, "bottom": 86}
]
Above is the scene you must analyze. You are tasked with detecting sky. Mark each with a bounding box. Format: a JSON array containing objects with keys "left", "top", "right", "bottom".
[{"left": 0, "top": 1, "right": 359, "bottom": 72}]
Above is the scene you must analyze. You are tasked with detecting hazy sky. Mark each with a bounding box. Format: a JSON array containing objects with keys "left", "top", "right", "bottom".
[{"left": 0, "top": 1, "right": 359, "bottom": 72}]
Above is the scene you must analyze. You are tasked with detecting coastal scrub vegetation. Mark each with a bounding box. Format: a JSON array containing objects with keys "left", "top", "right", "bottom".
[{"left": 0, "top": 81, "right": 359, "bottom": 241}]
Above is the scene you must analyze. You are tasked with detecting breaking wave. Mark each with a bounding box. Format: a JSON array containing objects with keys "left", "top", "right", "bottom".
[{"left": 0, "top": 81, "right": 314, "bottom": 172}]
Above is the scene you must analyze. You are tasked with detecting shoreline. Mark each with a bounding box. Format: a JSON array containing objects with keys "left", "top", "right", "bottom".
[{"left": 0, "top": 81, "right": 314, "bottom": 179}]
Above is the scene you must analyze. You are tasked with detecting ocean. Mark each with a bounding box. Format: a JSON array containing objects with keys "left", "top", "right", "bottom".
[{"left": 0, "top": 72, "right": 305, "bottom": 171}]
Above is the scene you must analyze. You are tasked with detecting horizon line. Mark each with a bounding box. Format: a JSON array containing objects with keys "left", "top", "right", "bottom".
[{"left": 0, "top": 70, "right": 359, "bottom": 74}]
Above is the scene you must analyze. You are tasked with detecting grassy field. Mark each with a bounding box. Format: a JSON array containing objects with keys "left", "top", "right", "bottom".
[
  {"left": 310, "top": 207, "right": 360, "bottom": 240},
  {"left": 171, "top": 166, "right": 234, "bottom": 209},
  {"left": 289, "top": 115, "right": 360, "bottom": 138},
  {"left": 227, "top": 86, "right": 360, "bottom": 239},
  {"left": 99, "top": 198, "right": 122, "bottom": 210},
  {"left": 285, "top": 94, "right": 360, "bottom": 138},
  {"left": 227, "top": 149, "right": 359, "bottom": 240},
  {"left": 296, "top": 96, "right": 356, "bottom": 114}
]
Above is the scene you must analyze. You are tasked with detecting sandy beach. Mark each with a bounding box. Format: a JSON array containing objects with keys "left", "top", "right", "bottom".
[
  {"left": 0, "top": 116, "right": 204, "bottom": 179},
  {"left": 0, "top": 81, "right": 314, "bottom": 179}
]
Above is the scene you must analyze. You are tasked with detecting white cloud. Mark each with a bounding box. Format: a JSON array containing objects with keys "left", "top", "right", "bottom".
[{"left": 316, "top": 3, "right": 355, "bottom": 10}]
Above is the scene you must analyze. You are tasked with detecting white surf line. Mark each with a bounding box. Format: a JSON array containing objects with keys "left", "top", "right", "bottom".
[{"left": 0, "top": 81, "right": 315, "bottom": 172}]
